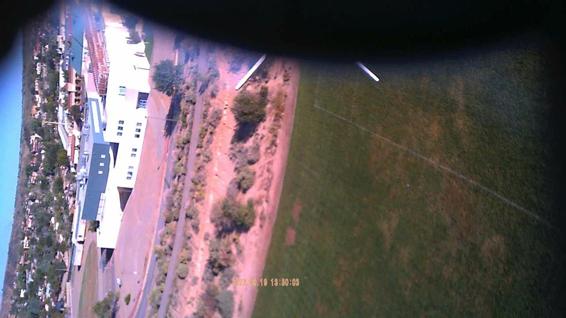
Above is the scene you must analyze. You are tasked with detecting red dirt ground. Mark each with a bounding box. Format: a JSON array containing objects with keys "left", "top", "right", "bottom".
[{"left": 174, "top": 46, "right": 244, "bottom": 317}]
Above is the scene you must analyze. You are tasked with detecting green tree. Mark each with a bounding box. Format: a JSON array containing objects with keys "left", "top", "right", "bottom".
[
  {"left": 69, "top": 105, "right": 82, "bottom": 124},
  {"left": 56, "top": 148, "right": 68, "bottom": 168},
  {"left": 152, "top": 60, "right": 183, "bottom": 96}
]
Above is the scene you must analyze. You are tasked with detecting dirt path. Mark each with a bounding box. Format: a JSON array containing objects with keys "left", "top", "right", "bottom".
[
  {"left": 233, "top": 61, "right": 300, "bottom": 318},
  {"left": 175, "top": 50, "right": 244, "bottom": 317}
]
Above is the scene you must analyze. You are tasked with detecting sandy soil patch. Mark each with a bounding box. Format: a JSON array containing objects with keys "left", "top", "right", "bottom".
[{"left": 284, "top": 227, "right": 296, "bottom": 246}]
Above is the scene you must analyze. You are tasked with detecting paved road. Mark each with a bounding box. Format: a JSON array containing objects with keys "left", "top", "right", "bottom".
[
  {"left": 132, "top": 27, "right": 178, "bottom": 318},
  {"left": 134, "top": 128, "right": 176, "bottom": 318},
  {"left": 157, "top": 43, "right": 209, "bottom": 318}
]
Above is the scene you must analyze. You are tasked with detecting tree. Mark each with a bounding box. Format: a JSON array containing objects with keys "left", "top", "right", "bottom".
[
  {"left": 56, "top": 148, "right": 68, "bottom": 168},
  {"left": 152, "top": 60, "right": 183, "bottom": 96},
  {"left": 69, "top": 105, "right": 82, "bottom": 125},
  {"left": 30, "top": 118, "right": 43, "bottom": 135},
  {"left": 93, "top": 292, "right": 119, "bottom": 318},
  {"left": 53, "top": 176, "right": 64, "bottom": 193},
  {"left": 232, "top": 88, "right": 268, "bottom": 125}
]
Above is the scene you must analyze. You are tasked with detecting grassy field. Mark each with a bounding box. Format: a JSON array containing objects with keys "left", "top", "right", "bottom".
[
  {"left": 254, "top": 45, "right": 564, "bottom": 317},
  {"left": 78, "top": 244, "right": 98, "bottom": 318}
]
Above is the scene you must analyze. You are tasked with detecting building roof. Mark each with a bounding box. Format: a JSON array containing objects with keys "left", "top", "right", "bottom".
[
  {"left": 103, "top": 15, "right": 151, "bottom": 93},
  {"left": 68, "top": 3, "right": 85, "bottom": 74},
  {"left": 87, "top": 97, "right": 105, "bottom": 144}
]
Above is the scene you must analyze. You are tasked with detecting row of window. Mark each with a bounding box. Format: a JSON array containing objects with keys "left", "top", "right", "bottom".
[
  {"left": 127, "top": 165, "right": 134, "bottom": 180},
  {"left": 116, "top": 121, "right": 143, "bottom": 138}
]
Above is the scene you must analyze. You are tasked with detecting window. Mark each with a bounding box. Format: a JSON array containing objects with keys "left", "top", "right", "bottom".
[
  {"left": 126, "top": 176, "right": 132, "bottom": 180},
  {"left": 132, "top": 148, "right": 138, "bottom": 152},
  {"left": 98, "top": 170, "right": 103, "bottom": 175},
  {"left": 118, "top": 120, "right": 125, "bottom": 124},
  {"left": 136, "top": 122, "right": 142, "bottom": 127},
  {"left": 100, "top": 154, "right": 106, "bottom": 159},
  {"left": 119, "top": 86, "right": 126, "bottom": 96},
  {"left": 118, "top": 126, "right": 123, "bottom": 131},
  {"left": 117, "top": 131, "right": 123, "bottom": 136},
  {"left": 127, "top": 171, "right": 133, "bottom": 176},
  {"left": 99, "top": 162, "right": 104, "bottom": 167},
  {"left": 135, "top": 128, "right": 141, "bottom": 133},
  {"left": 128, "top": 165, "right": 134, "bottom": 170},
  {"left": 131, "top": 153, "right": 136, "bottom": 158},
  {"left": 135, "top": 134, "right": 140, "bottom": 138},
  {"left": 136, "top": 92, "right": 149, "bottom": 109}
]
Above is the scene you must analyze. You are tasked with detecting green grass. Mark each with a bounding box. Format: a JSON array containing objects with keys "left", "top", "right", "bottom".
[
  {"left": 254, "top": 46, "right": 564, "bottom": 317},
  {"left": 78, "top": 244, "right": 98, "bottom": 318}
]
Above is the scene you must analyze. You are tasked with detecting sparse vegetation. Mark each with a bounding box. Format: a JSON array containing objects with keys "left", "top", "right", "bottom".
[{"left": 93, "top": 292, "right": 119, "bottom": 318}]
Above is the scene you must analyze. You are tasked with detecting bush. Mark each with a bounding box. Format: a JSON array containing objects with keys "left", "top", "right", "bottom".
[
  {"left": 179, "top": 247, "right": 192, "bottom": 264},
  {"left": 208, "top": 238, "right": 234, "bottom": 275},
  {"left": 212, "top": 197, "right": 256, "bottom": 233},
  {"left": 176, "top": 263, "right": 189, "bottom": 279},
  {"left": 237, "top": 166, "right": 255, "bottom": 193},
  {"left": 208, "top": 108, "right": 222, "bottom": 129},
  {"left": 93, "top": 292, "right": 119, "bottom": 318},
  {"left": 220, "top": 267, "right": 235, "bottom": 289},
  {"left": 232, "top": 88, "right": 268, "bottom": 125},
  {"left": 216, "top": 290, "right": 234, "bottom": 318}
]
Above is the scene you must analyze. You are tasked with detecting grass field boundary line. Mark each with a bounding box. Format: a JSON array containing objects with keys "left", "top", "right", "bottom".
[{"left": 312, "top": 103, "right": 554, "bottom": 229}]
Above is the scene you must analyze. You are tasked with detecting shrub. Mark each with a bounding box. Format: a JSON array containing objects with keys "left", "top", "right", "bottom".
[
  {"left": 208, "top": 238, "right": 234, "bottom": 275},
  {"left": 220, "top": 267, "right": 235, "bottom": 289},
  {"left": 179, "top": 247, "right": 192, "bottom": 264},
  {"left": 247, "top": 142, "right": 261, "bottom": 165},
  {"left": 232, "top": 88, "right": 268, "bottom": 125},
  {"left": 212, "top": 197, "right": 256, "bottom": 233},
  {"left": 237, "top": 166, "right": 255, "bottom": 193},
  {"left": 177, "top": 263, "right": 189, "bottom": 279},
  {"left": 93, "top": 292, "right": 119, "bottom": 318},
  {"left": 216, "top": 290, "right": 234, "bottom": 318},
  {"left": 208, "top": 108, "right": 222, "bottom": 129},
  {"left": 174, "top": 159, "right": 185, "bottom": 176}
]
